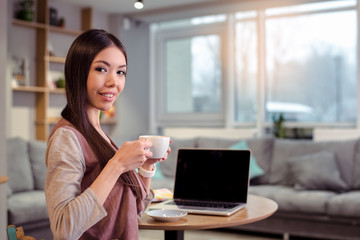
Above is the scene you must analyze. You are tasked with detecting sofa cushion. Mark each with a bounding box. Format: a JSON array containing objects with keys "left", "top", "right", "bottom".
[
  {"left": 153, "top": 161, "right": 166, "bottom": 179},
  {"left": 160, "top": 138, "right": 196, "bottom": 178},
  {"left": 288, "top": 151, "right": 348, "bottom": 192},
  {"left": 246, "top": 138, "right": 274, "bottom": 183},
  {"left": 268, "top": 139, "right": 356, "bottom": 187},
  {"left": 229, "top": 140, "right": 264, "bottom": 179},
  {"left": 7, "top": 190, "right": 48, "bottom": 225},
  {"left": 327, "top": 191, "right": 360, "bottom": 217},
  {"left": 352, "top": 140, "right": 360, "bottom": 189},
  {"left": 197, "top": 137, "right": 274, "bottom": 183},
  {"left": 249, "top": 185, "right": 336, "bottom": 214},
  {"left": 7, "top": 137, "right": 34, "bottom": 193},
  {"left": 29, "top": 140, "right": 47, "bottom": 190}
]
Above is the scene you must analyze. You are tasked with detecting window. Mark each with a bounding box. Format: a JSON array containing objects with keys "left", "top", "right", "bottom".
[
  {"left": 152, "top": 0, "right": 358, "bottom": 131},
  {"left": 165, "top": 35, "right": 222, "bottom": 114},
  {"left": 235, "top": 12, "right": 258, "bottom": 122},
  {"left": 155, "top": 20, "right": 225, "bottom": 125},
  {"left": 264, "top": 1, "right": 357, "bottom": 123}
]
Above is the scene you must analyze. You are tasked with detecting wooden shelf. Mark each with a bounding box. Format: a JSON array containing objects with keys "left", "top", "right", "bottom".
[
  {"left": 12, "top": 86, "right": 66, "bottom": 94},
  {"left": 13, "top": 18, "right": 82, "bottom": 36},
  {"left": 13, "top": 86, "right": 48, "bottom": 93},
  {"left": 0, "top": 176, "right": 8, "bottom": 184},
  {"left": 13, "top": 18, "right": 47, "bottom": 29},
  {"left": 49, "top": 25, "right": 81, "bottom": 36},
  {"left": 49, "top": 88, "right": 65, "bottom": 94},
  {"left": 11, "top": 4, "right": 94, "bottom": 141},
  {"left": 47, "top": 56, "right": 66, "bottom": 63}
]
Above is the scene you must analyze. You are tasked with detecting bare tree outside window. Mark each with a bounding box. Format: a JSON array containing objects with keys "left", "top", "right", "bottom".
[{"left": 265, "top": 10, "right": 356, "bottom": 123}]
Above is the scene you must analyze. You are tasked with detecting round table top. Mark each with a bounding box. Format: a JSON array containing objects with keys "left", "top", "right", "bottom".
[
  {"left": 139, "top": 194, "right": 278, "bottom": 231},
  {"left": 0, "top": 176, "right": 8, "bottom": 184}
]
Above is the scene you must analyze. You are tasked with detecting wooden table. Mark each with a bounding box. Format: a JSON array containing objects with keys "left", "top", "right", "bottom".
[
  {"left": 0, "top": 176, "right": 8, "bottom": 184},
  {"left": 139, "top": 194, "right": 278, "bottom": 240}
]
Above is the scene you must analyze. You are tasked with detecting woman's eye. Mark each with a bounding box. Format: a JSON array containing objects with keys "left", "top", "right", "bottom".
[
  {"left": 95, "top": 67, "right": 106, "bottom": 72},
  {"left": 118, "top": 70, "right": 126, "bottom": 76}
]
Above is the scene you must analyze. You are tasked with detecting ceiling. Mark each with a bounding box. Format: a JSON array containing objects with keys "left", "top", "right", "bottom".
[{"left": 57, "top": 0, "right": 220, "bottom": 15}]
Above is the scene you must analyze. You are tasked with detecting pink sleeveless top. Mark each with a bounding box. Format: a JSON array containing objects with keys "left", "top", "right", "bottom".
[{"left": 49, "top": 118, "right": 150, "bottom": 239}]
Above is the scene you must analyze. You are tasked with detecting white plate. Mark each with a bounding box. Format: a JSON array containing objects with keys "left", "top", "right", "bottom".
[{"left": 147, "top": 209, "right": 188, "bottom": 222}]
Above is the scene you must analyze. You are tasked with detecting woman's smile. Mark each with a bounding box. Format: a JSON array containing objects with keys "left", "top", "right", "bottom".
[
  {"left": 87, "top": 46, "right": 127, "bottom": 113},
  {"left": 98, "top": 91, "right": 117, "bottom": 101}
]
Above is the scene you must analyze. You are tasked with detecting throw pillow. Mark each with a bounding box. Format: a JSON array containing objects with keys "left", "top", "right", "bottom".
[
  {"left": 153, "top": 161, "right": 166, "bottom": 179},
  {"left": 288, "top": 151, "right": 348, "bottom": 192},
  {"left": 7, "top": 137, "right": 34, "bottom": 193},
  {"left": 229, "top": 140, "right": 264, "bottom": 179},
  {"left": 29, "top": 140, "right": 47, "bottom": 190}
]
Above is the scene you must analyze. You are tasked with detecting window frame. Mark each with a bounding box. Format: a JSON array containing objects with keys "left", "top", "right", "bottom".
[
  {"left": 149, "top": 0, "right": 359, "bottom": 133},
  {"left": 154, "top": 22, "right": 228, "bottom": 127},
  {"left": 261, "top": 2, "right": 358, "bottom": 128}
]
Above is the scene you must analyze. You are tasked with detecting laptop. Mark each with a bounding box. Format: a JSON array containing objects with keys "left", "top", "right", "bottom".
[{"left": 150, "top": 148, "right": 250, "bottom": 216}]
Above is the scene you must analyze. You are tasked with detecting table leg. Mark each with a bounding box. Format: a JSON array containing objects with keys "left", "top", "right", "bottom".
[{"left": 164, "top": 230, "right": 184, "bottom": 240}]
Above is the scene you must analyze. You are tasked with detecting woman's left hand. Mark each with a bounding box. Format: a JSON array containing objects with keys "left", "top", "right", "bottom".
[{"left": 142, "top": 139, "right": 172, "bottom": 169}]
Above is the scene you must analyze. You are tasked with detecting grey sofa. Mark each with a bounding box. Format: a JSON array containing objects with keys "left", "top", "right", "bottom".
[
  {"left": 6, "top": 137, "right": 52, "bottom": 239},
  {"left": 6, "top": 136, "right": 360, "bottom": 240},
  {"left": 152, "top": 136, "right": 360, "bottom": 240}
]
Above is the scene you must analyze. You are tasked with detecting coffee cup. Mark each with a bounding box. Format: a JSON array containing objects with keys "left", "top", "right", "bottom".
[{"left": 139, "top": 135, "right": 170, "bottom": 159}]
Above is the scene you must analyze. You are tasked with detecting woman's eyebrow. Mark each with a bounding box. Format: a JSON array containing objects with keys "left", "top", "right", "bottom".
[
  {"left": 94, "top": 60, "right": 110, "bottom": 66},
  {"left": 94, "top": 60, "right": 126, "bottom": 68}
]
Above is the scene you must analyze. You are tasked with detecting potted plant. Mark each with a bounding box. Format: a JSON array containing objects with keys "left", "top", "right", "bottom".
[
  {"left": 272, "top": 113, "right": 285, "bottom": 138},
  {"left": 58, "top": 17, "right": 65, "bottom": 28},
  {"left": 16, "top": 0, "right": 35, "bottom": 22}
]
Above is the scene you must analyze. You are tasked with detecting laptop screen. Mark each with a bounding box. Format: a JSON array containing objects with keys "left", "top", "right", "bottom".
[{"left": 173, "top": 149, "right": 250, "bottom": 203}]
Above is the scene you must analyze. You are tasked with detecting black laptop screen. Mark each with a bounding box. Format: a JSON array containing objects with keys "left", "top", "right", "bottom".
[{"left": 173, "top": 149, "right": 250, "bottom": 203}]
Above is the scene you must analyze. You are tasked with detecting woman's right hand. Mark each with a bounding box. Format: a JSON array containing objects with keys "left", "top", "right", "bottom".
[
  {"left": 110, "top": 140, "right": 153, "bottom": 174},
  {"left": 90, "top": 139, "right": 153, "bottom": 204}
]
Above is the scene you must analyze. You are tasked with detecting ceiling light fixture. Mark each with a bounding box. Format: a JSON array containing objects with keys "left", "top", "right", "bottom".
[{"left": 134, "top": 0, "right": 144, "bottom": 10}]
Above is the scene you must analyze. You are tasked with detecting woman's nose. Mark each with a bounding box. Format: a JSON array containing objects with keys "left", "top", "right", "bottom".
[{"left": 106, "top": 72, "right": 117, "bottom": 87}]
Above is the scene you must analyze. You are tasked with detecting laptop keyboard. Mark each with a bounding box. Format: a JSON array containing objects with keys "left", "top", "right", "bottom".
[{"left": 168, "top": 199, "right": 239, "bottom": 209}]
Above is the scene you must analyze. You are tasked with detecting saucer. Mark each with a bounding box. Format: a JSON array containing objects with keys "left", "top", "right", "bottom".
[{"left": 147, "top": 209, "right": 188, "bottom": 222}]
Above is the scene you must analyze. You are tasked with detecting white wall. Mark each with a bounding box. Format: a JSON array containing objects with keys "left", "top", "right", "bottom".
[
  {"left": 9, "top": 0, "right": 37, "bottom": 139},
  {"left": 109, "top": 15, "right": 152, "bottom": 144},
  {"left": 0, "top": 0, "right": 8, "bottom": 238}
]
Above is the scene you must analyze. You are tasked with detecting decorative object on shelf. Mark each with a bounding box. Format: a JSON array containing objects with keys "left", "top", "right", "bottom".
[
  {"left": 11, "top": 56, "right": 28, "bottom": 87},
  {"left": 15, "top": 0, "right": 35, "bottom": 22},
  {"left": 48, "top": 71, "right": 64, "bottom": 89},
  {"left": 49, "top": 7, "right": 58, "bottom": 26},
  {"left": 50, "top": 7, "right": 66, "bottom": 28},
  {"left": 55, "top": 77, "right": 65, "bottom": 88},
  {"left": 272, "top": 113, "right": 285, "bottom": 138},
  {"left": 100, "top": 106, "right": 116, "bottom": 120},
  {"left": 58, "top": 17, "right": 65, "bottom": 28},
  {"left": 48, "top": 39, "right": 55, "bottom": 56}
]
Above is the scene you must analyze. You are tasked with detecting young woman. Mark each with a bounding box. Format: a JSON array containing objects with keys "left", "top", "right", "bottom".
[{"left": 45, "top": 29, "right": 170, "bottom": 240}]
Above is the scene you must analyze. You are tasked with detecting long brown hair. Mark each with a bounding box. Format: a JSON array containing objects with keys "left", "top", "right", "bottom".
[{"left": 62, "top": 29, "right": 143, "bottom": 202}]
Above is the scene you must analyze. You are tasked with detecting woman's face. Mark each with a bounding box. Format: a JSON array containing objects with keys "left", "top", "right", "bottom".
[{"left": 86, "top": 46, "right": 127, "bottom": 113}]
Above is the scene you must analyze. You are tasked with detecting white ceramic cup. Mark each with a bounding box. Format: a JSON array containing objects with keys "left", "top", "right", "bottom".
[{"left": 139, "top": 135, "right": 170, "bottom": 159}]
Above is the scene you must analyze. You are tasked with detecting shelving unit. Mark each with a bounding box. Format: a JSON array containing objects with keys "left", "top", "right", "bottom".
[{"left": 12, "top": 0, "right": 93, "bottom": 141}]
